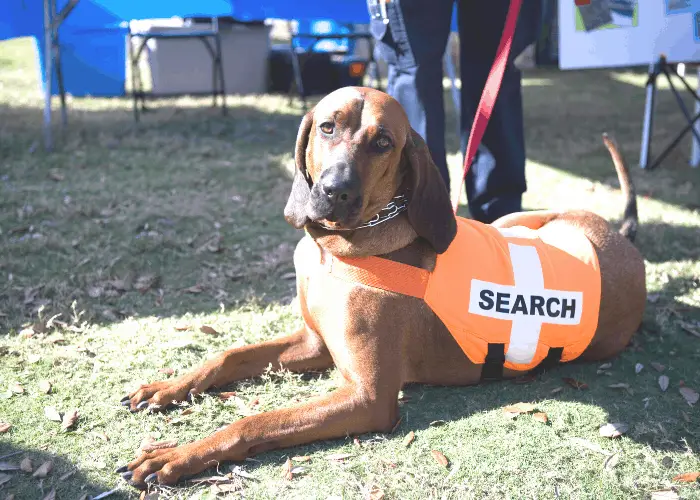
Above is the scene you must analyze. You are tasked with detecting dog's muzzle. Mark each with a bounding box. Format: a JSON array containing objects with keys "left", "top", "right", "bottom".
[{"left": 308, "top": 165, "right": 362, "bottom": 226}]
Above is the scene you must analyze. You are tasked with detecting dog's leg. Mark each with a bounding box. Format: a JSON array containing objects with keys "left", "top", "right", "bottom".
[
  {"left": 120, "top": 380, "right": 399, "bottom": 487},
  {"left": 123, "top": 328, "right": 332, "bottom": 411}
]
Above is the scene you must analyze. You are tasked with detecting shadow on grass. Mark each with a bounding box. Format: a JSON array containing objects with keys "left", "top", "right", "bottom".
[
  {"left": 0, "top": 100, "right": 309, "bottom": 331},
  {"left": 0, "top": 442, "right": 126, "bottom": 500}
]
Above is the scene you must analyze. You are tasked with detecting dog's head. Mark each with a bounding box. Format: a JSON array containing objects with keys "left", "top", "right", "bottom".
[{"left": 284, "top": 87, "right": 456, "bottom": 253}]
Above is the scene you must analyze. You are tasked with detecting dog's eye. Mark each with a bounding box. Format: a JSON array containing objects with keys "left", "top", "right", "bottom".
[
  {"left": 320, "top": 122, "right": 334, "bottom": 134},
  {"left": 376, "top": 136, "right": 391, "bottom": 149}
]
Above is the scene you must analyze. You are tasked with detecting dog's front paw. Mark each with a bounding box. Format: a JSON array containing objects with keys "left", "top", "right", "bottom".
[
  {"left": 120, "top": 377, "right": 201, "bottom": 412},
  {"left": 115, "top": 442, "right": 212, "bottom": 488}
]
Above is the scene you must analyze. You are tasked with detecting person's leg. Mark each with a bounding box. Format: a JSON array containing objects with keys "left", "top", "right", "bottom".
[
  {"left": 369, "top": 0, "right": 454, "bottom": 190},
  {"left": 457, "top": 0, "right": 542, "bottom": 223}
]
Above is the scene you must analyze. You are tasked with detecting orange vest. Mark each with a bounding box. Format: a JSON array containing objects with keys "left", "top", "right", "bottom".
[{"left": 296, "top": 217, "right": 601, "bottom": 372}]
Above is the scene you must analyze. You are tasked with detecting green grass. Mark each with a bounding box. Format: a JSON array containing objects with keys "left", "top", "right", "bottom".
[{"left": 1, "top": 36, "right": 699, "bottom": 499}]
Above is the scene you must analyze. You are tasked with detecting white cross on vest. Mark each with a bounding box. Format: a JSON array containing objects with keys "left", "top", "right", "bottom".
[{"left": 468, "top": 228, "right": 583, "bottom": 365}]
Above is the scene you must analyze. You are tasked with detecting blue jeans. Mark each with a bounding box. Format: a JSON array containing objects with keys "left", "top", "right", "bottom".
[{"left": 369, "top": 0, "right": 541, "bottom": 223}]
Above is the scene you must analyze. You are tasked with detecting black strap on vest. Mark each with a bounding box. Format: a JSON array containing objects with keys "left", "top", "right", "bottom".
[
  {"left": 528, "top": 347, "right": 564, "bottom": 376},
  {"left": 480, "top": 343, "right": 506, "bottom": 382},
  {"left": 481, "top": 345, "right": 564, "bottom": 382}
]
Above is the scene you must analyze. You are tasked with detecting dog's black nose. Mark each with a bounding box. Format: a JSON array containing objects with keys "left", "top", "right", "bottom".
[{"left": 319, "top": 169, "right": 359, "bottom": 204}]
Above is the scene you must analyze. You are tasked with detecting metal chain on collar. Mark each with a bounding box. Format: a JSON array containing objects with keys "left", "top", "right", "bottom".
[
  {"left": 317, "top": 194, "right": 408, "bottom": 232},
  {"left": 356, "top": 194, "right": 408, "bottom": 229}
]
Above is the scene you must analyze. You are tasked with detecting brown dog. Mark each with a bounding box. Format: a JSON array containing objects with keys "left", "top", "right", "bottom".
[{"left": 117, "top": 87, "right": 646, "bottom": 488}]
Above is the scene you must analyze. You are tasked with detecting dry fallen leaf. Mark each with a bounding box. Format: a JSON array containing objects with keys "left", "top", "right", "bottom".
[
  {"left": 94, "top": 431, "right": 109, "bottom": 442},
  {"left": 10, "top": 383, "right": 24, "bottom": 394},
  {"left": 134, "top": 273, "right": 159, "bottom": 293},
  {"left": 230, "top": 465, "right": 256, "bottom": 480},
  {"left": 217, "top": 391, "right": 237, "bottom": 400},
  {"left": 59, "top": 470, "right": 76, "bottom": 481},
  {"left": 598, "top": 362, "right": 613, "bottom": 370},
  {"left": 325, "top": 453, "right": 353, "bottom": 462},
  {"left": 603, "top": 453, "right": 620, "bottom": 470},
  {"left": 563, "top": 377, "right": 588, "bottom": 390},
  {"left": 391, "top": 416, "right": 403, "bottom": 433},
  {"left": 673, "top": 471, "right": 700, "bottom": 483},
  {"left": 635, "top": 363, "right": 644, "bottom": 374},
  {"left": 42, "top": 489, "right": 56, "bottom": 500},
  {"left": 292, "top": 456, "right": 311, "bottom": 463},
  {"left": 403, "top": 431, "right": 415, "bottom": 447},
  {"left": 91, "top": 490, "right": 120, "bottom": 500},
  {"left": 0, "top": 422, "right": 11, "bottom": 433},
  {"left": 651, "top": 362, "right": 666, "bottom": 373},
  {"left": 679, "top": 321, "right": 700, "bottom": 339},
  {"left": 659, "top": 375, "right": 670, "bottom": 392},
  {"left": 44, "top": 406, "right": 62, "bottom": 422},
  {"left": 569, "top": 437, "right": 610, "bottom": 456},
  {"left": 550, "top": 387, "right": 563, "bottom": 394},
  {"left": 533, "top": 412, "right": 549, "bottom": 424},
  {"left": 141, "top": 439, "right": 178, "bottom": 453},
  {"left": 61, "top": 409, "right": 79, "bottom": 430},
  {"left": 38, "top": 380, "right": 52, "bottom": 394},
  {"left": 650, "top": 489, "right": 679, "bottom": 500},
  {"left": 429, "top": 420, "right": 446, "bottom": 427},
  {"left": 210, "top": 483, "right": 242, "bottom": 494},
  {"left": 599, "top": 422, "right": 628, "bottom": 438},
  {"left": 608, "top": 383, "right": 630, "bottom": 390},
  {"left": 20, "top": 458, "right": 32, "bottom": 473},
  {"left": 48, "top": 169, "right": 64, "bottom": 181},
  {"left": 137, "top": 436, "right": 156, "bottom": 454},
  {"left": 200, "top": 325, "right": 219, "bottom": 335},
  {"left": 32, "top": 460, "right": 53, "bottom": 478},
  {"left": 174, "top": 323, "right": 192, "bottom": 332},
  {"left": 369, "top": 485, "right": 385, "bottom": 500},
  {"left": 503, "top": 402, "right": 537, "bottom": 414},
  {"left": 281, "top": 458, "right": 293, "bottom": 481},
  {"left": 183, "top": 285, "right": 203, "bottom": 294},
  {"left": 679, "top": 387, "right": 699, "bottom": 406},
  {"left": 431, "top": 450, "right": 449, "bottom": 468}
]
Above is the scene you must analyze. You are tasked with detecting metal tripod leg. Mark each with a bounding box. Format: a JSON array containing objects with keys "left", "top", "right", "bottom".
[{"left": 639, "top": 59, "right": 660, "bottom": 169}]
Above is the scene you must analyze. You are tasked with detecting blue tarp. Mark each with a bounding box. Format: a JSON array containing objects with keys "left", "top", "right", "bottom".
[
  {"left": 0, "top": 0, "right": 378, "bottom": 97},
  {"left": 0, "top": 1, "right": 455, "bottom": 97}
]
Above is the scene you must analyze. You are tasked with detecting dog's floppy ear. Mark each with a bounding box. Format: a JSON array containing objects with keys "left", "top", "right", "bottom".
[
  {"left": 403, "top": 129, "right": 457, "bottom": 253},
  {"left": 284, "top": 109, "right": 315, "bottom": 229}
]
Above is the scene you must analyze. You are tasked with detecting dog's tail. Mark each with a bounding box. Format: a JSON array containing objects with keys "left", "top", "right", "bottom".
[{"left": 602, "top": 133, "right": 638, "bottom": 242}]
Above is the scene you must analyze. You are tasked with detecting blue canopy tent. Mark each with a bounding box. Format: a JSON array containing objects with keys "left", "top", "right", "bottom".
[{"left": 0, "top": 0, "right": 460, "bottom": 150}]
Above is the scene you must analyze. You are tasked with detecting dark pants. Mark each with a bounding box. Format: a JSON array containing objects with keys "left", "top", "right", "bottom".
[{"left": 369, "top": 0, "right": 541, "bottom": 223}]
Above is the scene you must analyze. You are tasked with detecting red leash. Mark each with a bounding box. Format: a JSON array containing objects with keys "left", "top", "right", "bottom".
[{"left": 453, "top": 0, "right": 524, "bottom": 214}]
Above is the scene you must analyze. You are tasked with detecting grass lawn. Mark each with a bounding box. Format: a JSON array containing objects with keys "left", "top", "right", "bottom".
[{"left": 1, "top": 36, "right": 699, "bottom": 499}]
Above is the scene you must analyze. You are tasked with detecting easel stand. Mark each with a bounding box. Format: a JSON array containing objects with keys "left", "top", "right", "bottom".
[{"left": 639, "top": 55, "right": 700, "bottom": 170}]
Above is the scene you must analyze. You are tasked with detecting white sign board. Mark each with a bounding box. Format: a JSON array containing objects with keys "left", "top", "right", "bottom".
[{"left": 559, "top": 0, "right": 700, "bottom": 69}]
